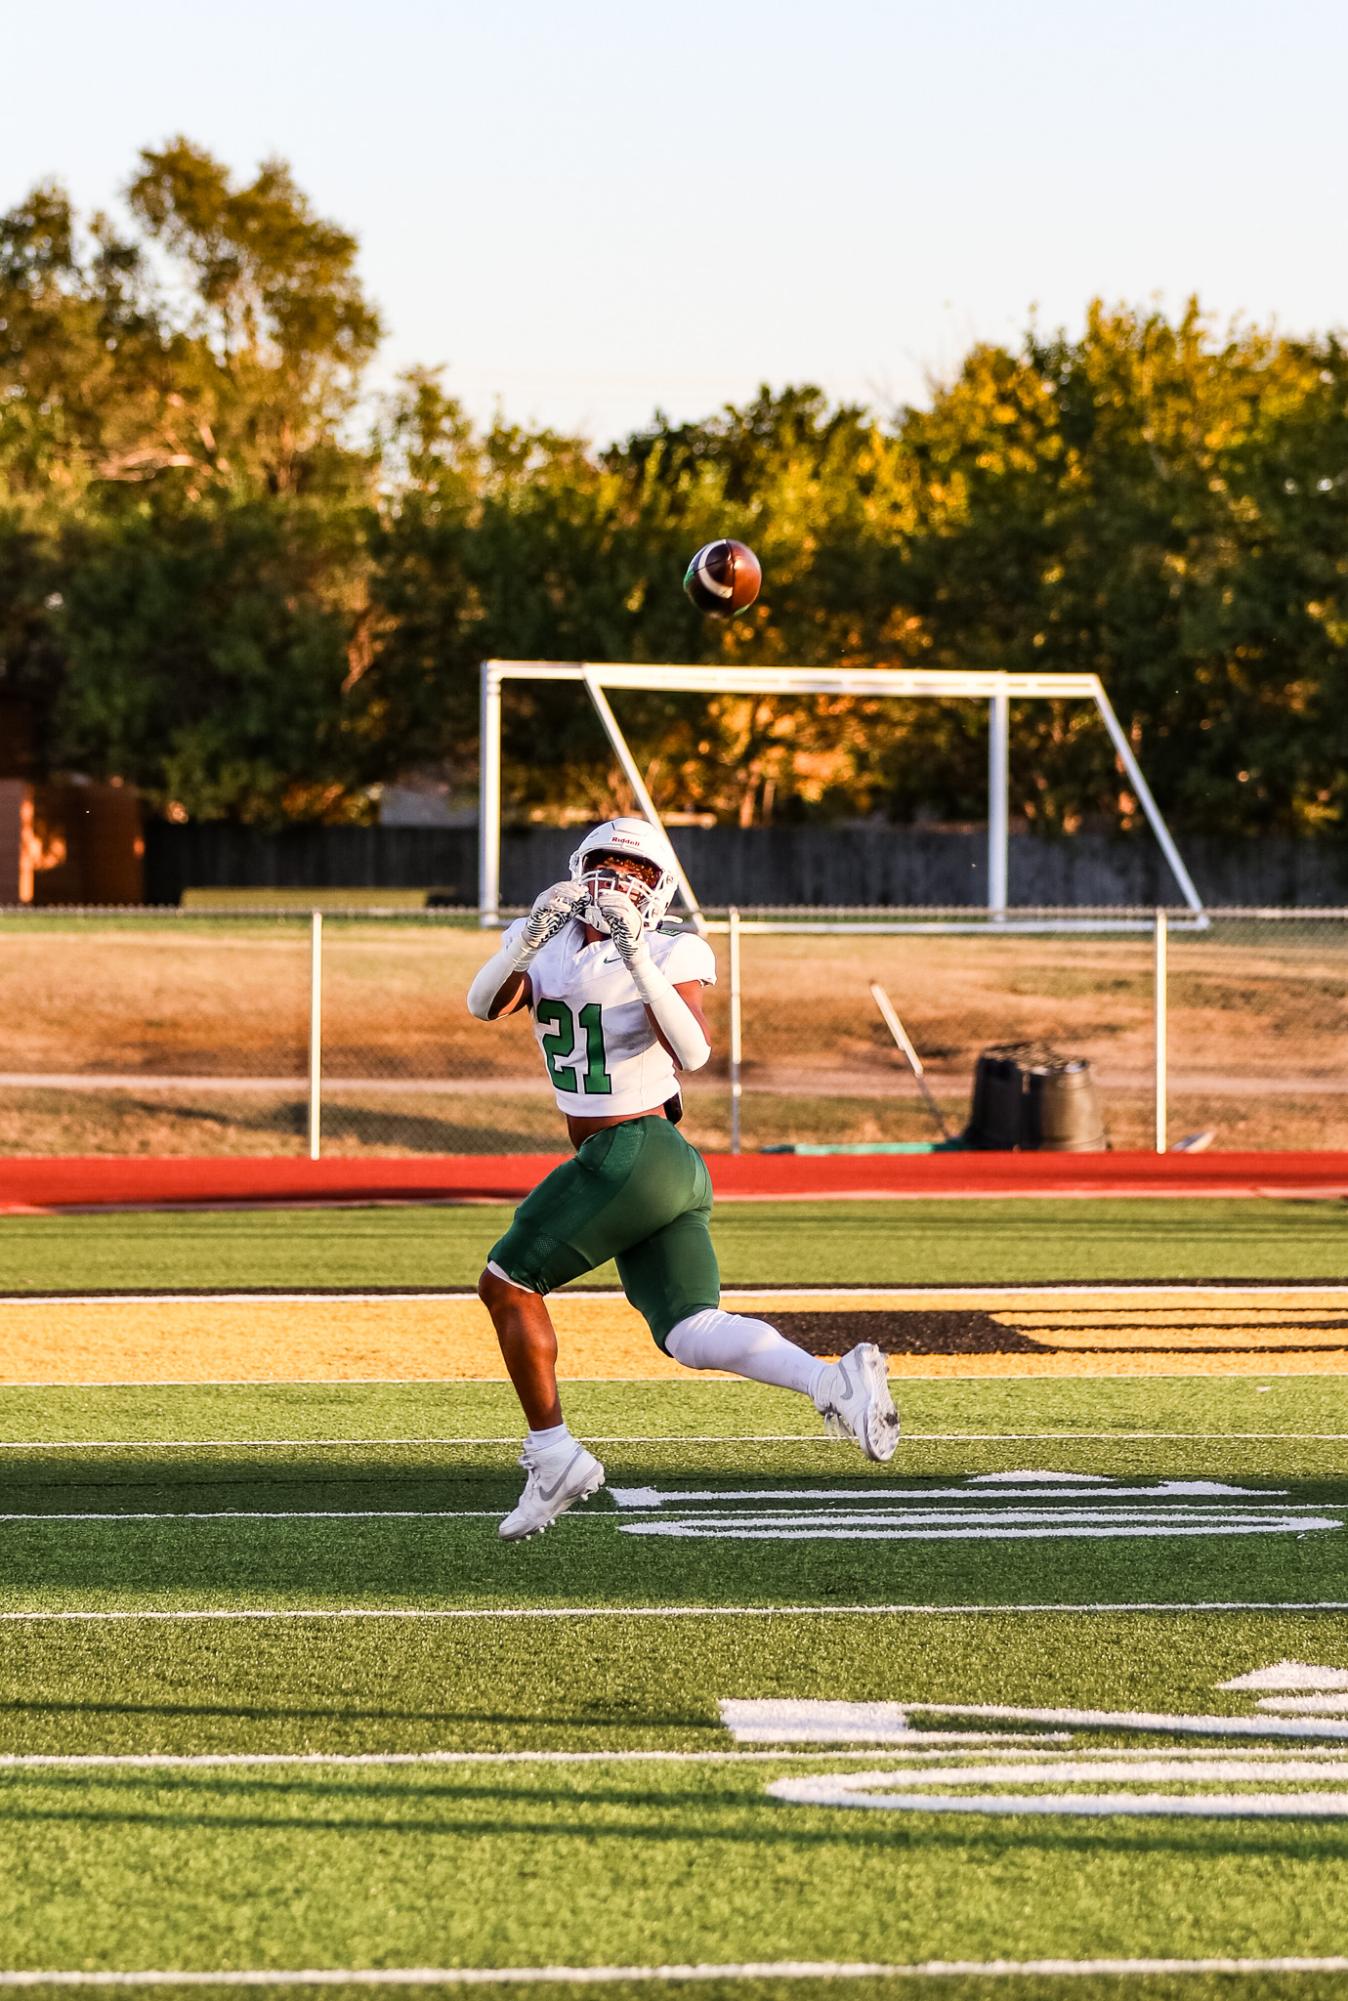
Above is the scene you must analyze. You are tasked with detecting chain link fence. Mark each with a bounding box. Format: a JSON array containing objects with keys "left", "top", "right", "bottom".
[
  {"left": 0, "top": 912, "right": 312, "bottom": 1157},
  {"left": 0, "top": 907, "right": 1343, "bottom": 1157}
]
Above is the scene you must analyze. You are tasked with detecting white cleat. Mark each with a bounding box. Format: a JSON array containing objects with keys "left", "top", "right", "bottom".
[
  {"left": 498, "top": 1443, "right": 606, "bottom": 1541},
  {"left": 813, "top": 1343, "right": 900, "bottom": 1462}
]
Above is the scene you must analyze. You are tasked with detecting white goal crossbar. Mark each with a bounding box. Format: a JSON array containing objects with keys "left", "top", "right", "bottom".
[{"left": 478, "top": 661, "right": 1205, "bottom": 925}]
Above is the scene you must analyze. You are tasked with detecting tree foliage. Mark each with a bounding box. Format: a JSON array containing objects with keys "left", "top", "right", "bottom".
[{"left": 2, "top": 144, "right": 1346, "bottom": 836}]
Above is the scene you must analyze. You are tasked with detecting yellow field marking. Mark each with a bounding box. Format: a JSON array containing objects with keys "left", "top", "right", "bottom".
[
  {"left": 738, "top": 1289, "right": 1348, "bottom": 1313},
  {"left": 0, "top": 1289, "right": 1344, "bottom": 1385},
  {"left": 0, "top": 1296, "right": 682, "bottom": 1387}
]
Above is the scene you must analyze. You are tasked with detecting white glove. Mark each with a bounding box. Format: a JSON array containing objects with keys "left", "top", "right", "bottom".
[
  {"left": 467, "top": 881, "right": 583, "bottom": 1019},
  {"left": 598, "top": 889, "right": 709, "bottom": 1071},
  {"left": 597, "top": 888, "right": 646, "bottom": 964},
  {"left": 521, "top": 880, "right": 586, "bottom": 951}
]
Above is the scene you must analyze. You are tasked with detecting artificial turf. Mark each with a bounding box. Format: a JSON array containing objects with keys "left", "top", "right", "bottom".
[
  {"left": 2, "top": 1195, "right": 1346, "bottom": 1293},
  {"left": 3, "top": 1197, "right": 1347, "bottom": 1994},
  {"left": 2, "top": 1379, "right": 1347, "bottom": 1992}
]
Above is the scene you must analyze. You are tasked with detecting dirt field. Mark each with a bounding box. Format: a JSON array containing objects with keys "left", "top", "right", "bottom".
[
  {"left": 2, "top": 913, "right": 1344, "bottom": 1153},
  {"left": 4, "top": 1286, "right": 1345, "bottom": 1382}
]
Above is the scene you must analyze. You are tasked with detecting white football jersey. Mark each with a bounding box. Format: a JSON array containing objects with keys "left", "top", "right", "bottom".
[{"left": 501, "top": 918, "right": 717, "bottom": 1117}]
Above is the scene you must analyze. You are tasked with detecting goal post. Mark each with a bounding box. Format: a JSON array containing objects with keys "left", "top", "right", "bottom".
[{"left": 477, "top": 660, "right": 1205, "bottom": 925}]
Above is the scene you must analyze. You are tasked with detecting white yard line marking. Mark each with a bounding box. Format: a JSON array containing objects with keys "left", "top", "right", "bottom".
[
  {"left": 4, "top": 1433, "right": 1348, "bottom": 1448},
  {"left": 3, "top": 1956, "right": 1348, "bottom": 1987},
  {"left": 606, "top": 1477, "right": 1346, "bottom": 1544},
  {"left": 3, "top": 1602, "right": 1347, "bottom": 1622},
  {"left": 915, "top": 1432, "right": 1348, "bottom": 1442},
  {"left": 609, "top": 1481, "right": 1290, "bottom": 1505},
  {"left": 721, "top": 1695, "right": 1348, "bottom": 1750},
  {"left": 0, "top": 1437, "right": 829, "bottom": 1450},
  {"left": 625, "top": 1520, "right": 1341, "bottom": 1543},
  {"left": 0, "top": 1512, "right": 508, "bottom": 1523}
]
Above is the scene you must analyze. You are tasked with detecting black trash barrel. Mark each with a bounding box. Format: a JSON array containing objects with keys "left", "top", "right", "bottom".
[{"left": 964, "top": 1051, "right": 1028, "bottom": 1150}]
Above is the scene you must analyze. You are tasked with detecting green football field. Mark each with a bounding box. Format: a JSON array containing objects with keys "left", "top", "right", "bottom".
[
  {"left": 2, "top": 1200, "right": 1347, "bottom": 1996},
  {"left": 3, "top": 1196, "right": 1346, "bottom": 1292}
]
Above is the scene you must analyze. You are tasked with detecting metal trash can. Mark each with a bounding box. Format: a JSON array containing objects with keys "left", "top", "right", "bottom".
[
  {"left": 1023, "top": 1054, "right": 1107, "bottom": 1152},
  {"left": 963, "top": 1042, "right": 1106, "bottom": 1152}
]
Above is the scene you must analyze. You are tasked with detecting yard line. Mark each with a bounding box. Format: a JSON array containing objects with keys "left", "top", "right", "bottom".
[
  {"left": 3, "top": 1955, "right": 1348, "bottom": 1987},
  {"left": 0, "top": 1437, "right": 828, "bottom": 1450},
  {"left": 609, "top": 1482, "right": 1294, "bottom": 1504},
  {"left": 913, "top": 1432, "right": 1348, "bottom": 1442},
  {"left": 2, "top": 1602, "right": 1347, "bottom": 1622},
  {"left": 627, "top": 1521, "right": 1341, "bottom": 1543},
  {"left": 0, "top": 1511, "right": 508, "bottom": 1522},
  {"left": 3, "top": 1433, "right": 1347, "bottom": 1448}
]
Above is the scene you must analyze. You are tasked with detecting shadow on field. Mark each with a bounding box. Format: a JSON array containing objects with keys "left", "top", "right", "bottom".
[
  {"left": 4, "top": 1769, "right": 1348, "bottom": 1863},
  {"left": 0, "top": 1695, "right": 709, "bottom": 1730},
  {"left": 2, "top": 1450, "right": 1344, "bottom": 1617},
  {"left": 3, "top": 1453, "right": 525, "bottom": 1509},
  {"left": 7, "top": 1451, "right": 1346, "bottom": 1517}
]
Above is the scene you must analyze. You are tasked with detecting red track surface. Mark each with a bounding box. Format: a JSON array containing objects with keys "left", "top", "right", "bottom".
[{"left": 2, "top": 1151, "right": 1346, "bottom": 1211}]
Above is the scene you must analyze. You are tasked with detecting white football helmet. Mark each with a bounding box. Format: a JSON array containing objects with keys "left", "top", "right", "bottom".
[{"left": 569, "top": 816, "right": 680, "bottom": 933}]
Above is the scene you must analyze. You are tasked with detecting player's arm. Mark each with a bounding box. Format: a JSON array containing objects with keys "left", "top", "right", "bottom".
[
  {"left": 466, "top": 883, "right": 583, "bottom": 1022},
  {"left": 650, "top": 980, "right": 712, "bottom": 1067},
  {"left": 597, "top": 891, "right": 712, "bottom": 1072},
  {"left": 480, "top": 966, "right": 531, "bottom": 1020}
]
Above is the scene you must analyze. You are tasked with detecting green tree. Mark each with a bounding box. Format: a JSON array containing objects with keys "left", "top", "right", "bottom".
[
  {"left": 0, "top": 143, "right": 383, "bottom": 821},
  {"left": 890, "top": 302, "right": 1348, "bottom": 836}
]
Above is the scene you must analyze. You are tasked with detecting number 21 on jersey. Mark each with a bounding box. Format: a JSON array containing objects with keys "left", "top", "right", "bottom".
[{"left": 534, "top": 999, "right": 613, "bottom": 1096}]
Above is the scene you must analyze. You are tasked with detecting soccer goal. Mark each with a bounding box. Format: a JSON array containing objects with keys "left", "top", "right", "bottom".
[{"left": 477, "top": 660, "right": 1205, "bottom": 926}]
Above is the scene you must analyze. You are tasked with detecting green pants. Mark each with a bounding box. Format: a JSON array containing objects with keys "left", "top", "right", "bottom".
[{"left": 488, "top": 1116, "right": 721, "bottom": 1348}]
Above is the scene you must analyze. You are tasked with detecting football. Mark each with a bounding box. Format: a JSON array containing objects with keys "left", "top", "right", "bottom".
[{"left": 683, "top": 539, "right": 762, "bottom": 617}]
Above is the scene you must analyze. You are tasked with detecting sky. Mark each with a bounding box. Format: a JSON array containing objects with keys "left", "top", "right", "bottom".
[{"left": 5, "top": 0, "right": 1347, "bottom": 443}]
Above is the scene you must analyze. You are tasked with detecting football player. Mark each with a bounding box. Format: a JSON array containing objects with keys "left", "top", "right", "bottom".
[{"left": 468, "top": 815, "right": 899, "bottom": 1539}]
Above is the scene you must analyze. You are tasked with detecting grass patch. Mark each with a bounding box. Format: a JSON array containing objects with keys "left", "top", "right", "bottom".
[
  {"left": 1, "top": 1197, "right": 1345, "bottom": 1294},
  {"left": 1, "top": 1380, "right": 1346, "bottom": 1985}
]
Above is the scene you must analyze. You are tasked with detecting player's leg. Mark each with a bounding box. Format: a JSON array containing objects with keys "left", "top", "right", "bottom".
[
  {"left": 667, "top": 1304, "right": 900, "bottom": 1462},
  {"left": 617, "top": 1156, "right": 899, "bottom": 1463},
  {"left": 617, "top": 1212, "right": 820, "bottom": 1393},
  {"left": 476, "top": 1265, "right": 564, "bottom": 1429},
  {"left": 479, "top": 1152, "right": 625, "bottom": 1539},
  {"left": 481, "top": 1120, "right": 717, "bottom": 1536},
  {"left": 478, "top": 1262, "right": 604, "bottom": 1540}
]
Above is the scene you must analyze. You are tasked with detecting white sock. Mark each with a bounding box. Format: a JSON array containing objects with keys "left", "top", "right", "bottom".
[
  {"left": 526, "top": 1421, "right": 574, "bottom": 1455},
  {"left": 666, "top": 1307, "right": 830, "bottom": 1402}
]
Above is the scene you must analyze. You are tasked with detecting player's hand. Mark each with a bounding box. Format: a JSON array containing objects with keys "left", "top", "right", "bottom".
[
  {"left": 597, "top": 888, "right": 646, "bottom": 963},
  {"left": 521, "top": 881, "right": 584, "bottom": 951}
]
